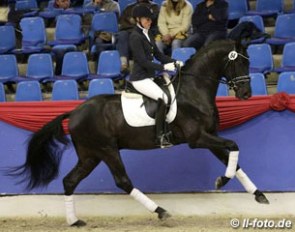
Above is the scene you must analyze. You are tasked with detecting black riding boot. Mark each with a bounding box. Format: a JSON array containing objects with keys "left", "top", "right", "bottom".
[{"left": 155, "top": 99, "right": 173, "bottom": 148}]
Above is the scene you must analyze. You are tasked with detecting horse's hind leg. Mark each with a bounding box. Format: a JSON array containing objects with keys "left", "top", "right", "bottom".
[
  {"left": 63, "top": 147, "right": 101, "bottom": 226},
  {"left": 210, "top": 148, "right": 269, "bottom": 204},
  {"left": 103, "top": 149, "right": 171, "bottom": 220}
]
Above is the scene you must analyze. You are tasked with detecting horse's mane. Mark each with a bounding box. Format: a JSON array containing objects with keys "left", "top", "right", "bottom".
[{"left": 184, "top": 39, "right": 236, "bottom": 68}]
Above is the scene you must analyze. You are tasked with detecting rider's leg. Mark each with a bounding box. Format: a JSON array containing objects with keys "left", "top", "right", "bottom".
[
  {"left": 131, "top": 78, "right": 172, "bottom": 148},
  {"left": 155, "top": 98, "right": 172, "bottom": 148}
]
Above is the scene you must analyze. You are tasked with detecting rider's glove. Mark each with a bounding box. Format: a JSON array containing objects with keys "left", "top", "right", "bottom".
[
  {"left": 164, "top": 62, "right": 176, "bottom": 72},
  {"left": 175, "top": 60, "right": 184, "bottom": 67}
]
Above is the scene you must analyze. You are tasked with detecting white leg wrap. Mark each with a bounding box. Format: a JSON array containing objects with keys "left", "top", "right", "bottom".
[
  {"left": 130, "top": 188, "right": 158, "bottom": 212},
  {"left": 236, "top": 169, "right": 257, "bottom": 194},
  {"left": 64, "top": 195, "right": 79, "bottom": 225},
  {"left": 225, "top": 151, "right": 239, "bottom": 178}
]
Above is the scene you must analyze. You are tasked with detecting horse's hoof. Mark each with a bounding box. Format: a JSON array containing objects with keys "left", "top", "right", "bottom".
[
  {"left": 70, "top": 220, "right": 87, "bottom": 227},
  {"left": 158, "top": 211, "right": 172, "bottom": 220},
  {"left": 255, "top": 192, "right": 270, "bottom": 204},
  {"left": 254, "top": 190, "right": 270, "bottom": 204},
  {"left": 215, "top": 176, "right": 230, "bottom": 189},
  {"left": 156, "top": 207, "right": 171, "bottom": 220}
]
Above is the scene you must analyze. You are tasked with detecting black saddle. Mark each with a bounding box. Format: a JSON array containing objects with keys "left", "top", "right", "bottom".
[{"left": 125, "top": 76, "right": 172, "bottom": 119}]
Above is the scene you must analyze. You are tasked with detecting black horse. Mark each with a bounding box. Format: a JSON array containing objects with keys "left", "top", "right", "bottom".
[{"left": 9, "top": 40, "right": 269, "bottom": 226}]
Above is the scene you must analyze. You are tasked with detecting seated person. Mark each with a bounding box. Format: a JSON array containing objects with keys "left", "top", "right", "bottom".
[
  {"left": 156, "top": 0, "right": 193, "bottom": 55},
  {"left": 183, "top": 0, "right": 228, "bottom": 50}
]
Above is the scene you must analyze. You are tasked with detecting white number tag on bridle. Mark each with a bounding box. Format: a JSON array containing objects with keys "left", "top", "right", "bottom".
[{"left": 228, "top": 51, "right": 238, "bottom": 60}]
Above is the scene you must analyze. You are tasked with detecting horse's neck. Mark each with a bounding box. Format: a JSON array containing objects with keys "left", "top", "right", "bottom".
[{"left": 177, "top": 68, "right": 220, "bottom": 100}]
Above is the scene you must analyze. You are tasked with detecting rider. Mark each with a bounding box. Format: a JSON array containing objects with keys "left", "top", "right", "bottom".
[{"left": 129, "top": 5, "right": 183, "bottom": 148}]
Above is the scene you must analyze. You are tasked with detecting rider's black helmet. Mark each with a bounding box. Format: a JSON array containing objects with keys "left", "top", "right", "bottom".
[{"left": 132, "top": 5, "right": 153, "bottom": 19}]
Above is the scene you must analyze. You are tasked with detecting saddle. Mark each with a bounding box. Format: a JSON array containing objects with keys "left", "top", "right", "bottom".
[
  {"left": 125, "top": 76, "right": 172, "bottom": 119},
  {"left": 121, "top": 74, "right": 177, "bottom": 127}
]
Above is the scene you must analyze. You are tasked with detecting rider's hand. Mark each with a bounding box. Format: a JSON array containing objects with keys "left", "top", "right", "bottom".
[
  {"left": 164, "top": 62, "right": 176, "bottom": 72},
  {"left": 175, "top": 60, "right": 184, "bottom": 67}
]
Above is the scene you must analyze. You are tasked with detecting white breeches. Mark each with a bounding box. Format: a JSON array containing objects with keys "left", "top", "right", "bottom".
[{"left": 132, "top": 78, "right": 168, "bottom": 104}]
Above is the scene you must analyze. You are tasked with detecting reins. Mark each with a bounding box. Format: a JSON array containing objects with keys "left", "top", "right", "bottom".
[{"left": 164, "top": 64, "right": 182, "bottom": 106}]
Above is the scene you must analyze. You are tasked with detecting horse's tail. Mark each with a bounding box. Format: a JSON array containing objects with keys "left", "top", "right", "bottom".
[{"left": 8, "top": 112, "right": 71, "bottom": 190}]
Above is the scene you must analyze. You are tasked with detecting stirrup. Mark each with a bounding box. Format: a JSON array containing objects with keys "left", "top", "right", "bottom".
[{"left": 157, "top": 134, "right": 173, "bottom": 149}]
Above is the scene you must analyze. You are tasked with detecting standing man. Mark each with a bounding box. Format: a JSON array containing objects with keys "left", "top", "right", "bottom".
[{"left": 183, "top": 0, "right": 228, "bottom": 50}]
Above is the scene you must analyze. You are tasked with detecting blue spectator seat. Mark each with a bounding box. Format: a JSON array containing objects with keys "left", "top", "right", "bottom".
[
  {"left": 59, "top": 51, "right": 90, "bottom": 81},
  {"left": 247, "top": 43, "right": 274, "bottom": 74},
  {"left": 17, "top": 16, "right": 47, "bottom": 54},
  {"left": 0, "top": 83, "right": 6, "bottom": 102},
  {"left": 52, "top": 79, "right": 79, "bottom": 100},
  {"left": 0, "top": 25, "right": 16, "bottom": 54},
  {"left": 48, "top": 14, "right": 87, "bottom": 47},
  {"left": 247, "top": 0, "right": 283, "bottom": 18},
  {"left": 216, "top": 83, "right": 229, "bottom": 96},
  {"left": 273, "top": 42, "right": 295, "bottom": 73},
  {"left": 93, "top": 50, "right": 123, "bottom": 80},
  {"left": 15, "top": 0, "right": 39, "bottom": 16},
  {"left": 15, "top": 81, "right": 43, "bottom": 101},
  {"left": 189, "top": 0, "right": 202, "bottom": 8},
  {"left": 118, "top": 0, "right": 135, "bottom": 12},
  {"left": 89, "top": 12, "right": 119, "bottom": 57},
  {"left": 15, "top": 0, "right": 38, "bottom": 10},
  {"left": 250, "top": 73, "right": 268, "bottom": 95},
  {"left": 88, "top": 78, "right": 115, "bottom": 98},
  {"left": 266, "top": 13, "right": 295, "bottom": 46},
  {"left": 26, "top": 53, "right": 54, "bottom": 82},
  {"left": 0, "top": 54, "right": 19, "bottom": 84},
  {"left": 171, "top": 47, "right": 196, "bottom": 63},
  {"left": 38, "top": 0, "right": 63, "bottom": 19},
  {"left": 277, "top": 72, "right": 295, "bottom": 94},
  {"left": 227, "top": 0, "right": 248, "bottom": 20}
]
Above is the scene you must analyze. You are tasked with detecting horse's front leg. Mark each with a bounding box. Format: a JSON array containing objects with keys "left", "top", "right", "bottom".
[
  {"left": 189, "top": 132, "right": 240, "bottom": 181},
  {"left": 210, "top": 147, "right": 269, "bottom": 204}
]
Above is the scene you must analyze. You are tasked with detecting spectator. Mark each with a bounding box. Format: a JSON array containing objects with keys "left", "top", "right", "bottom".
[
  {"left": 85, "top": 0, "right": 120, "bottom": 16},
  {"left": 85, "top": 0, "right": 120, "bottom": 60},
  {"left": 156, "top": 0, "right": 193, "bottom": 55},
  {"left": 183, "top": 0, "right": 228, "bottom": 50},
  {"left": 117, "top": 0, "right": 160, "bottom": 71},
  {"left": 0, "top": 1, "right": 8, "bottom": 25}
]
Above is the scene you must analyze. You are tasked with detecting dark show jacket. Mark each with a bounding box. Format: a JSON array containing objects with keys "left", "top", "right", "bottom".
[{"left": 129, "top": 25, "right": 174, "bottom": 81}]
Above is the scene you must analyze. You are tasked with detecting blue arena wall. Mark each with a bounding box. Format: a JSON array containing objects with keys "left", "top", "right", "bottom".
[{"left": 0, "top": 110, "right": 295, "bottom": 194}]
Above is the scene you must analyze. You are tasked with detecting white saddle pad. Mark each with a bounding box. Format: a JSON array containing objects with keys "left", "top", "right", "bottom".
[{"left": 121, "top": 75, "right": 177, "bottom": 127}]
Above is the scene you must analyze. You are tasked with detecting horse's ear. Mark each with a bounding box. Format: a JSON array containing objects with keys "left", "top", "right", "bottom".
[
  {"left": 234, "top": 38, "right": 242, "bottom": 51},
  {"left": 234, "top": 38, "right": 249, "bottom": 51}
]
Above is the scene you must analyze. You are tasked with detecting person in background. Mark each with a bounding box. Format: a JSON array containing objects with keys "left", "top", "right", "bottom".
[
  {"left": 129, "top": 5, "right": 183, "bottom": 148},
  {"left": 156, "top": 0, "right": 193, "bottom": 55},
  {"left": 85, "top": 0, "right": 120, "bottom": 16},
  {"left": 183, "top": 0, "right": 228, "bottom": 50},
  {"left": 117, "top": 0, "right": 159, "bottom": 71},
  {"left": 84, "top": 0, "right": 120, "bottom": 61}
]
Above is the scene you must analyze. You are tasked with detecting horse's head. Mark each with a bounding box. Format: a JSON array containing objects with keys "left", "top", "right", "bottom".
[{"left": 222, "top": 41, "right": 252, "bottom": 100}]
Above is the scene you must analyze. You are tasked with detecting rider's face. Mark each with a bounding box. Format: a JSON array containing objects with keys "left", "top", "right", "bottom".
[{"left": 140, "top": 17, "right": 152, "bottom": 29}]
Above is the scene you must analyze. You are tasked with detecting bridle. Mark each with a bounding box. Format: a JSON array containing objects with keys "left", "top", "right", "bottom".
[
  {"left": 221, "top": 51, "right": 251, "bottom": 90},
  {"left": 166, "top": 49, "right": 251, "bottom": 103}
]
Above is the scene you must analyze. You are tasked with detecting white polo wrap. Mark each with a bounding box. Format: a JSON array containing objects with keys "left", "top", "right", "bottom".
[
  {"left": 64, "top": 195, "right": 79, "bottom": 225},
  {"left": 225, "top": 151, "right": 239, "bottom": 178},
  {"left": 130, "top": 188, "right": 158, "bottom": 212},
  {"left": 236, "top": 169, "right": 257, "bottom": 194}
]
